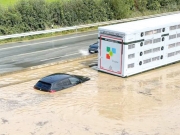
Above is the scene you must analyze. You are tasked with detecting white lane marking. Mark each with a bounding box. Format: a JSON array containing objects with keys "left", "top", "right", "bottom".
[
  {"left": 18, "top": 42, "right": 89, "bottom": 57},
  {"left": 0, "top": 33, "right": 97, "bottom": 51},
  {"left": 0, "top": 41, "right": 90, "bottom": 61},
  {"left": 0, "top": 46, "right": 68, "bottom": 62},
  {"left": 14, "top": 46, "right": 68, "bottom": 57},
  {"left": 40, "top": 53, "right": 80, "bottom": 62},
  {"left": 8, "top": 41, "right": 87, "bottom": 59}
]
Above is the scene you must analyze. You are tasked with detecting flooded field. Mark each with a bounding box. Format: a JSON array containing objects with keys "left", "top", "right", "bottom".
[{"left": 1, "top": 63, "right": 180, "bottom": 135}]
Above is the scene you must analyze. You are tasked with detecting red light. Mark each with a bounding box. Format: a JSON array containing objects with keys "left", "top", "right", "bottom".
[{"left": 50, "top": 90, "right": 56, "bottom": 93}]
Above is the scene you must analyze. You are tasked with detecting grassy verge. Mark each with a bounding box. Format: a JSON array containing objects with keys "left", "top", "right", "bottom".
[
  {"left": 0, "top": 0, "right": 59, "bottom": 7},
  {"left": 0, "top": 0, "right": 18, "bottom": 6}
]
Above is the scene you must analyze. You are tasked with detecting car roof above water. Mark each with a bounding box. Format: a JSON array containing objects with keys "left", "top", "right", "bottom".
[
  {"left": 40, "top": 73, "right": 71, "bottom": 84},
  {"left": 90, "top": 42, "right": 98, "bottom": 47}
]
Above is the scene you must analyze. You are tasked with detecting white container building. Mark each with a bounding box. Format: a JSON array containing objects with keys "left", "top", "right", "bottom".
[{"left": 98, "top": 13, "right": 180, "bottom": 77}]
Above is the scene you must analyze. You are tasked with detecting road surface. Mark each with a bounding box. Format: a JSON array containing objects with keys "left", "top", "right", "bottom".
[{"left": 0, "top": 30, "right": 98, "bottom": 74}]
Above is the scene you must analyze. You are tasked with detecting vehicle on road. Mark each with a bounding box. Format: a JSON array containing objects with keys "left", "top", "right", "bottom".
[
  {"left": 34, "top": 73, "right": 90, "bottom": 93},
  {"left": 89, "top": 42, "right": 98, "bottom": 53}
]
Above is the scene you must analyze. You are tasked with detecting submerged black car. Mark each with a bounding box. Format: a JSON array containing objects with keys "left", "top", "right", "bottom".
[
  {"left": 34, "top": 73, "right": 90, "bottom": 93},
  {"left": 88, "top": 42, "right": 98, "bottom": 53}
]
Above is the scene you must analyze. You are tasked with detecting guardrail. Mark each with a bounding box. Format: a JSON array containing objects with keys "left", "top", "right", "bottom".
[{"left": 0, "top": 11, "right": 180, "bottom": 40}]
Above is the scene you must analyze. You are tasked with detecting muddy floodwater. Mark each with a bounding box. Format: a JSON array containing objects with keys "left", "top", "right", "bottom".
[{"left": 1, "top": 63, "right": 180, "bottom": 135}]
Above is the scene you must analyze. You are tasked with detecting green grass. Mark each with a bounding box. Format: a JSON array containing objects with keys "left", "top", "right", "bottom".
[
  {"left": 0, "top": 0, "right": 58, "bottom": 7},
  {"left": 0, "top": 0, "right": 18, "bottom": 7}
]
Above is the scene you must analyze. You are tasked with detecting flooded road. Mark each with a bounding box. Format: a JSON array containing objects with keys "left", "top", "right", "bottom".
[{"left": 1, "top": 63, "right": 180, "bottom": 135}]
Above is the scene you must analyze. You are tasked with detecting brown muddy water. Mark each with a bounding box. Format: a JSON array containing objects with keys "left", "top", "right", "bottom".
[{"left": 1, "top": 63, "right": 180, "bottom": 135}]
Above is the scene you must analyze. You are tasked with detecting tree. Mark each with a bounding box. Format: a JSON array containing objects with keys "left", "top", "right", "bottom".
[
  {"left": 134, "top": 0, "right": 148, "bottom": 11},
  {"left": 147, "top": 0, "right": 161, "bottom": 10},
  {"left": 105, "top": 0, "right": 133, "bottom": 19}
]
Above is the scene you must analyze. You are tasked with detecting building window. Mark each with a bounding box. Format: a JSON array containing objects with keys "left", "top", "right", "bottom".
[
  {"left": 168, "top": 52, "right": 176, "bottom": 57},
  {"left": 170, "top": 25, "right": 177, "bottom": 30},
  {"left": 153, "top": 38, "right": 161, "bottom": 43},
  {"left": 153, "top": 29, "right": 161, "bottom": 34},
  {"left": 128, "top": 44, "right": 135, "bottom": 49},
  {"left": 152, "top": 56, "right": 160, "bottom": 61},
  {"left": 128, "top": 63, "right": 134, "bottom": 68},
  {"left": 128, "top": 53, "right": 135, "bottom": 59},
  {"left": 144, "top": 49, "right": 152, "bottom": 55},
  {"left": 145, "top": 30, "right": 153, "bottom": 36},
  {"left": 144, "top": 39, "right": 152, "bottom": 45},
  {"left": 153, "top": 47, "right": 160, "bottom": 52},
  {"left": 169, "top": 34, "right": 176, "bottom": 40},
  {"left": 178, "top": 25, "right": 180, "bottom": 29},
  {"left": 168, "top": 43, "right": 176, "bottom": 49},
  {"left": 176, "top": 42, "right": 180, "bottom": 47},
  {"left": 143, "top": 58, "right": 151, "bottom": 64},
  {"left": 177, "top": 33, "right": 180, "bottom": 38},
  {"left": 176, "top": 50, "right": 180, "bottom": 55}
]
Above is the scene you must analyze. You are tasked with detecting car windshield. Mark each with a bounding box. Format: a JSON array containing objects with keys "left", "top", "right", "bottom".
[
  {"left": 90, "top": 43, "right": 98, "bottom": 47},
  {"left": 35, "top": 81, "right": 51, "bottom": 91},
  {"left": 94, "top": 42, "right": 98, "bottom": 45}
]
